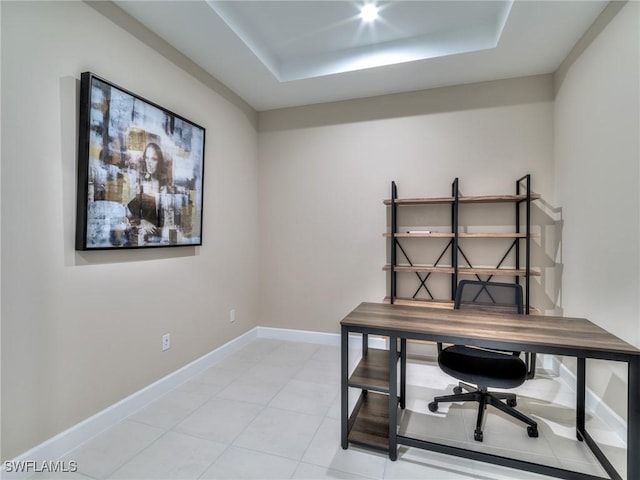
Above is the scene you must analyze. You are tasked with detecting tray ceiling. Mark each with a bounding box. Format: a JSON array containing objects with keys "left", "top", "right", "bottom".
[{"left": 114, "top": 1, "right": 608, "bottom": 111}]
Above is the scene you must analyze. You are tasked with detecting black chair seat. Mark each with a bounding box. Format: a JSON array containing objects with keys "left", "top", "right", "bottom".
[
  {"left": 438, "top": 345, "right": 527, "bottom": 389},
  {"left": 429, "top": 280, "right": 539, "bottom": 442}
]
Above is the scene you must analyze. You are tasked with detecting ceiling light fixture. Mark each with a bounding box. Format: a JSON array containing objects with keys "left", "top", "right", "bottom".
[{"left": 360, "top": 3, "right": 379, "bottom": 22}]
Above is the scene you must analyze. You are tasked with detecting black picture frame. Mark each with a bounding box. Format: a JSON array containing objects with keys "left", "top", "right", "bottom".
[{"left": 76, "top": 72, "right": 206, "bottom": 250}]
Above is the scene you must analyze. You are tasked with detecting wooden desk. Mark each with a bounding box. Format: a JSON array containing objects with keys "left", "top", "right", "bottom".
[{"left": 340, "top": 302, "right": 640, "bottom": 480}]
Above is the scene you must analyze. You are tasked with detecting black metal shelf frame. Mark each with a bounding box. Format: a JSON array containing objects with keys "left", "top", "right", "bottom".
[
  {"left": 387, "top": 175, "right": 537, "bottom": 377},
  {"left": 388, "top": 175, "right": 535, "bottom": 312}
]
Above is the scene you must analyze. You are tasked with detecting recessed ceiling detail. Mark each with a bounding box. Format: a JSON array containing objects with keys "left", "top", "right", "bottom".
[
  {"left": 113, "top": 0, "right": 610, "bottom": 110},
  {"left": 207, "top": 0, "right": 513, "bottom": 82}
]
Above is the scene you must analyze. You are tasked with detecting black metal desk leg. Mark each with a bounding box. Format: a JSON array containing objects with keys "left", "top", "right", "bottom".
[
  {"left": 576, "top": 357, "right": 586, "bottom": 440},
  {"left": 400, "top": 338, "right": 407, "bottom": 409},
  {"left": 341, "top": 326, "right": 349, "bottom": 449},
  {"left": 629, "top": 356, "right": 640, "bottom": 480},
  {"left": 388, "top": 334, "right": 398, "bottom": 461}
]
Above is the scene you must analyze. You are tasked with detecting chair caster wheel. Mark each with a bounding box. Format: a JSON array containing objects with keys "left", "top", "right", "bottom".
[
  {"left": 507, "top": 398, "right": 517, "bottom": 407},
  {"left": 453, "top": 386, "right": 463, "bottom": 394},
  {"left": 428, "top": 402, "right": 438, "bottom": 412},
  {"left": 527, "top": 426, "right": 539, "bottom": 438},
  {"left": 474, "top": 430, "right": 483, "bottom": 442}
]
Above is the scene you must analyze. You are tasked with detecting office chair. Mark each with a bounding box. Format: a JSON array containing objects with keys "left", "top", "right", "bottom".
[{"left": 428, "top": 280, "right": 538, "bottom": 442}]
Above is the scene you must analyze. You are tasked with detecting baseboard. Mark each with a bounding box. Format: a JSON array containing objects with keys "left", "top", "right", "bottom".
[
  {"left": 256, "top": 326, "right": 387, "bottom": 349},
  {"left": 3, "top": 331, "right": 625, "bottom": 479},
  {"left": 257, "top": 326, "right": 340, "bottom": 345}
]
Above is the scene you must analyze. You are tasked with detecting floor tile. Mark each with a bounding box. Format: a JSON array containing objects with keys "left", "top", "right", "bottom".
[
  {"left": 233, "top": 407, "right": 323, "bottom": 461},
  {"left": 231, "top": 339, "right": 283, "bottom": 362},
  {"left": 310, "top": 345, "right": 341, "bottom": 364},
  {"left": 325, "top": 387, "right": 364, "bottom": 421},
  {"left": 293, "top": 462, "right": 375, "bottom": 479},
  {"left": 261, "top": 342, "right": 320, "bottom": 367},
  {"left": 535, "top": 417, "right": 600, "bottom": 465},
  {"left": 28, "top": 471, "right": 94, "bottom": 480},
  {"left": 469, "top": 459, "right": 563, "bottom": 480},
  {"left": 200, "top": 446, "right": 299, "bottom": 479},
  {"left": 128, "top": 388, "right": 210, "bottom": 429},
  {"left": 386, "top": 447, "right": 477, "bottom": 479},
  {"left": 459, "top": 405, "right": 556, "bottom": 457},
  {"left": 302, "top": 417, "right": 386, "bottom": 479},
  {"left": 203, "top": 355, "right": 256, "bottom": 376},
  {"left": 216, "top": 374, "right": 285, "bottom": 406},
  {"left": 108, "top": 431, "right": 226, "bottom": 479},
  {"left": 269, "top": 379, "right": 338, "bottom": 416},
  {"left": 190, "top": 364, "right": 247, "bottom": 392},
  {"left": 399, "top": 389, "right": 469, "bottom": 444},
  {"left": 173, "top": 397, "right": 263, "bottom": 443},
  {"left": 293, "top": 359, "right": 341, "bottom": 386},
  {"left": 62, "top": 420, "right": 164, "bottom": 479},
  {"left": 243, "top": 362, "right": 301, "bottom": 384}
]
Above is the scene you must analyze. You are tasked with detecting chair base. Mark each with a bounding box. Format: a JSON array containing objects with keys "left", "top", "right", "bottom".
[{"left": 428, "top": 382, "right": 538, "bottom": 442}]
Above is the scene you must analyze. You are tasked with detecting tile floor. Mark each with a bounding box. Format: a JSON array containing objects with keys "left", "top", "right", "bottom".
[{"left": 32, "top": 338, "right": 627, "bottom": 479}]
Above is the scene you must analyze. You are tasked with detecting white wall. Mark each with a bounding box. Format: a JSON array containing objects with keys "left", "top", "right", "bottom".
[
  {"left": 0, "top": 1, "right": 259, "bottom": 460},
  {"left": 258, "top": 75, "right": 556, "bottom": 333},
  {"left": 554, "top": 1, "right": 640, "bottom": 419}
]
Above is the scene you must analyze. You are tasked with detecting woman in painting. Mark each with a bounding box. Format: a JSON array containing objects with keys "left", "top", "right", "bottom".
[{"left": 127, "top": 142, "right": 168, "bottom": 239}]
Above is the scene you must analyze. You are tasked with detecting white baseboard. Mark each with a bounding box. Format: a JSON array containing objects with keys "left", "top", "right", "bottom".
[
  {"left": 2, "top": 331, "right": 625, "bottom": 479},
  {"left": 257, "top": 326, "right": 340, "bottom": 345},
  {"left": 256, "top": 326, "right": 387, "bottom": 350}
]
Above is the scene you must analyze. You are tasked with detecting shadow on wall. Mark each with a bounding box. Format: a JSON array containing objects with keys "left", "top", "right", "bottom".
[{"left": 531, "top": 199, "right": 563, "bottom": 316}]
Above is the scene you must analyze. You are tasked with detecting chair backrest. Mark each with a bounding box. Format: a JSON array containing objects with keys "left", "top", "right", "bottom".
[{"left": 454, "top": 280, "right": 523, "bottom": 314}]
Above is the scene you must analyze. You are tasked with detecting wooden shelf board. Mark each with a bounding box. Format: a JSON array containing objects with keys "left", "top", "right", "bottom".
[
  {"left": 384, "top": 193, "right": 540, "bottom": 206},
  {"left": 459, "top": 194, "right": 541, "bottom": 203},
  {"left": 349, "top": 348, "right": 395, "bottom": 392},
  {"left": 384, "top": 265, "right": 540, "bottom": 276},
  {"left": 383, "top": 264, "right": 455, "bottom": 274},
  {"left": 384, "top": 296, "right": 540, "bottom": 314},
  {"left": 383, "top": 297, "right": 454, "bottom": 309},
  {"left": 383, "top": 197, "right": 454, "bottom": 206},
  {"left": 458, "top": 232, "right": 541, "bottom": 238},
  {"left": 348, "top": 391, "right": 389, "bottom": 450},
  {"left": 383, "top": 232, "right": 454, "bottom": 238},
  {"left": 384, "top": 232, "right": 540, "bottom": 238},
  {"left": 458, "top": 267, "right": 541, "bottom": 276}
]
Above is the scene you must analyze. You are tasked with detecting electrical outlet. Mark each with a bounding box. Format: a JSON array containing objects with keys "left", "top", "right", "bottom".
[
  {"left": 162, "top": 333, "right": 170, "bottom": 351},
  {"left": 229, "top": 309, "right": 236, "bottom": 323}
]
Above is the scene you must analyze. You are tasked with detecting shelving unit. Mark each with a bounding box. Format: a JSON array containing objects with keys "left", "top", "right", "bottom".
[{"left": 384, "top": 175, "right": 540, "bottom": 313}]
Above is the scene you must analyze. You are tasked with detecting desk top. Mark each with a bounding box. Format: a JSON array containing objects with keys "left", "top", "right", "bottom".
[{"left": 341, "top": 302, "right": 640, "bottom": 359}]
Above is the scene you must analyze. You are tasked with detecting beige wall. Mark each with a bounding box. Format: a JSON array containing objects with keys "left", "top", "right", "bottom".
[
  {"left": 258, "top": 75, "right": 556, "bottom": 333},
  {"left": 554, "top": 1, "right": 640, "bottom": 419},
  {"left": 1, "top": 1, "right": 259, "bottom": 460}
]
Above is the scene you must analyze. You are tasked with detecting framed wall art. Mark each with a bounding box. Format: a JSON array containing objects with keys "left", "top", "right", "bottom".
[{"left": 76, "top": 72, "right": 205, "bottom": 250}]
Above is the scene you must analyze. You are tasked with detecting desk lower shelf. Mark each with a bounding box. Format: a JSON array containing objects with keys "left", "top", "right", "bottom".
[
  {"left": 349, "top": 347, "right": 398, "bottom": 392},
  {"left": 348, "top": 391, "right": 390, "bottom": 451}
]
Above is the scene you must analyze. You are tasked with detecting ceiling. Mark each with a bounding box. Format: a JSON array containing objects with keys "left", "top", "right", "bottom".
[{"left": 113, "top": 1, "right": 609, "bottom": 111}]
